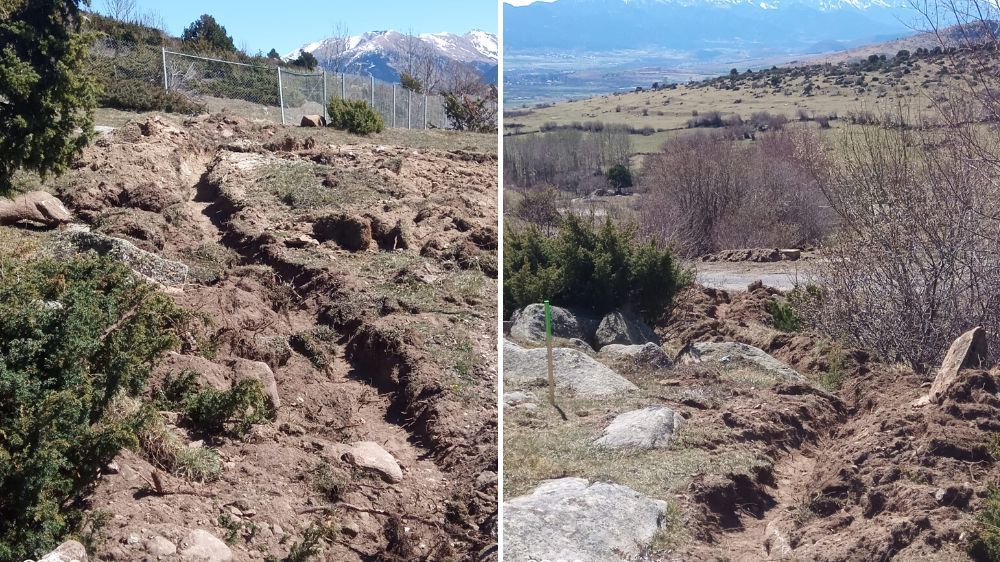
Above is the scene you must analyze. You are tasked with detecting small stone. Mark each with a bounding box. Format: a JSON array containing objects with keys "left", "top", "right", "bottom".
[
  {"left": 146, "top": 535, "right": 177, "bottom": 557},
  {"left": 105, "top": 461, "right": 120, "bottom": 474},
  {"left": 284, "top": 234, "right": 320, "bottom": 248},
  {"left": 342, "top": 441, "right": 403, "bottom": 483},
  {"left": 179, "top": 529, "right": 233, "bottom": 561},
  {"left": 594, "top": 405, "right": 684, "bottom": 449},
  {"left": 126, "top": 534, "right": 141, "bottom": 545},
  {"left": 39, "top": 540, "right": 88, "bottom": 562},
  {"left": 913, "top": 327, "right": 987, "bottom": 406},
  {"left": 341, "top": 521, "right": 360, "bottom": 538}
]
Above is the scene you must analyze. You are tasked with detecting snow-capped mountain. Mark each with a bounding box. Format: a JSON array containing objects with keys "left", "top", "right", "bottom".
[{"left": 288, "top": 30, "right": 498, "bottom": 86}]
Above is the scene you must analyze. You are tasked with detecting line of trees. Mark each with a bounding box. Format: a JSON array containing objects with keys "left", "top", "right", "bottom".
[
  {"left": 504, "top": 125, "right": 632, "bottom": 193},
  {"left": 638, "top": 128, "right": 833, "bottom": 256}
]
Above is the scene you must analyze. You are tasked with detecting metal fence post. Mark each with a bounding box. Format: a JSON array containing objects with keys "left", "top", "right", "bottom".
[
  {"left": 370, "top": 75, "right": 375, "bottom": 107},
  {"left": 407, "top": 89, "right": 412, "bottom": 129},
  {"left": 392, "top": 85, "right": 396, "bottom": 128},
  {"left": 161, "top": 47, "right": 168, "bottom": 91},
  {"left": 277, "top": 67, "right": 285, "bottom": 125},
  {"left": 423, "top": 94, "right": 428, "bottom": 129},
  {"left": 341, "top": 73, "right": 346, "bottom": 99},
  {"left": 322, "top": 71, "right": 328, "bottom": 121}
]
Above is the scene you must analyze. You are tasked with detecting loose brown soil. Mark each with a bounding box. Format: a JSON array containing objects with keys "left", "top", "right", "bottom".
[
  {"left": 658, "top": 285, "right": 999, "bottom": 561},
  {"left": 25, "top": 112, "right": 498, "bottom": 561}
]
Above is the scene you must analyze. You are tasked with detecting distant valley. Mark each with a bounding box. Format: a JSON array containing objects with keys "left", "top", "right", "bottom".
[{"left": 504, "top": 0, "right": 927, "bottom": 104}]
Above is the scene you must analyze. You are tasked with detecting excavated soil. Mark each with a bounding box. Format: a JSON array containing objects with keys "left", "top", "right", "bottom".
[
  {"left": 657, "top": 285, "right": 999, "bottom": 561},
  {"left": 42, "top": 113, "right": 498, "bottom": 561}
]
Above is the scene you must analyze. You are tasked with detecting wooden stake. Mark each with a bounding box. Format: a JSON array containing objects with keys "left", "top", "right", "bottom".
[{"left": 545, "top": 299, "right": 555, "bottom": 407}]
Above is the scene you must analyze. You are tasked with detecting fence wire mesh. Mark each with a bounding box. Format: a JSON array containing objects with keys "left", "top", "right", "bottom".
[{"left": 89, "top": 38, "right": 464, "bottom": 129}]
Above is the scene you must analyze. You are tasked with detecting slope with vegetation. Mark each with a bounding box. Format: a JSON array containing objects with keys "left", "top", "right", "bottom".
[
  {"left": 1, "top": 2, "right": 499, "bottom": 560},
  {"left": 502, "top": 10, "right": 1000, "bottom": 561}
]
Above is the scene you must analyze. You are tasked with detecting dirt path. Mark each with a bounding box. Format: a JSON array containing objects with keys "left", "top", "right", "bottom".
[{"left": 719, "top": 449, "right": 818, "bottom": 560}]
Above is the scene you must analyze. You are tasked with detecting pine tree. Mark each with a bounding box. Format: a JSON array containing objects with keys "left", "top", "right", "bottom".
[
  {"left": 181, "top": 14, "right": 235, "bottom": 52},
  {"left": 0, "top": 0, "right": 96, "bottom": 194}
]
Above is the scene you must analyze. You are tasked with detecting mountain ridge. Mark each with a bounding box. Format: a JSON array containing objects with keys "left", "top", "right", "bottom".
[{"left": 287, "top": 29, "right": 498, "bottom": 87}]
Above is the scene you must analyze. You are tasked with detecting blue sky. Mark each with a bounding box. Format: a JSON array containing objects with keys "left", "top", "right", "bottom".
[{"left": 114, "top": 0, "right": 498, "bottom": 55}]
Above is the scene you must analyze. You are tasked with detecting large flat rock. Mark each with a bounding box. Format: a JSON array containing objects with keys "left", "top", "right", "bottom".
[
  {"left": 504, "top": 478, "right": 670, "bottom": 561},
  {"left": 691, "top": 341, "right": 804, "bottom": 382},
  {"left": 594, "top": 405, "right": 684, "bottom": 449},
  {"left": 504, "top": 340, "right": 638, "bottom": 397}
]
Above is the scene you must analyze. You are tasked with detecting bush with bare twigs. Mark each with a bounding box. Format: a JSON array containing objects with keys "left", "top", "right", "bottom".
[{"left": 637, "top": 128, "right": 833, "bottom": 256}]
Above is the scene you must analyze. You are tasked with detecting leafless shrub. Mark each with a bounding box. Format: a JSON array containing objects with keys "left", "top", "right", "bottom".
[
  {"left": 686, "top": 110, "right": 724, "bottom": 128},
  {"left": 504, "top": 126, "right": 631, "bottom": 193},
  {"left": 794, "top": 0, "right": 1000, "bottom": 371},
  {"left": 801, "top": 110, "right": 1000, "bottom": 371},
  {"left": 513, "top": 185, "right": 562, "bottom": 233},
  {"left": 637, "top": 128, "right": 833, "bottom": 256},
  {"left": 749, "top": 111, "right": 788, "bottom": 131}
]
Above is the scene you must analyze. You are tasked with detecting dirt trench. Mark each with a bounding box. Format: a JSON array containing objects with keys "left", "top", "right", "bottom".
[
  {"left": 57, "top": 114, "right": 498, "bottom": 561},
  {"left": 662, "top": 285, "right": 999, "bottom": 561}
]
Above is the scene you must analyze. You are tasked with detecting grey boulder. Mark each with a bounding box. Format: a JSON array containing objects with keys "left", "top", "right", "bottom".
[
  {"left": 599, "top": 342, "right": 672, "bottom": 368},
  {"left": 509, "top": 303, "right": 586, "bottom": 344},
  {"left": 178, "top": 530, "right": 232, "bottom": 561},
  {"left": 39, "top": 541, "right": 88, "bottom": 562},
  {"left": 595, "top": 311, "right": 658, "bottom": 348},
  {"left": 690, "top": 341, "right": 804, "bottom": 382},
  {"left": 504, "top": 478, "right": 670, "bottom": 562},
  {"left": 594, "top": 405, "right": 684, "bottom": 449},
  {"left": 503, "top": 340, "right": 638, "bottom": 397}
]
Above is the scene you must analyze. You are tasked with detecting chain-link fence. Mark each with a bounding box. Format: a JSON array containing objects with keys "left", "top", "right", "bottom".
[{"left": 89, "top": 38, "right": 464, "bottom": 129}]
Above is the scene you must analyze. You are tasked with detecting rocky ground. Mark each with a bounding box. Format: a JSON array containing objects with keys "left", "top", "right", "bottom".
[
  {"left": 4, "top": 111, "right": 497, "bottom": 561},
  {"left": 502, "top": 283, "right": 999, "bottom": 561}
]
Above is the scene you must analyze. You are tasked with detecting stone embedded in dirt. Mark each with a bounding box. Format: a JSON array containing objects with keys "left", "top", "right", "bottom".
[
  {"left": 504, "top": 478, "right": 670, "bottom": 561},
  {"left": 503, "top": 391, "right": 538, "bottom": 406},
  {"left": 593, "top": 405, "right": 684, "bottom": 449},
  {"left": 283, "top": 233, "right": 320, "bottom": 248},
  {"left": 145, "top": 535, "right": 177, "bottom": 556},
  {"left": 300, "top": 114, "right": 327, "bottom": 127},
  {"left": 566, "top": 337, "right": 594, "bottom": 352},
  {"left": 342, "top": 441, "right": 403, "bottom": 483},
  {"left": 228, "top": 358, "right": 281, "bottom": 412},
  {"left": 59, "top": 228, "right": 190, "bottom": 286},
  {"left": 934, "top": 484, "right": 973, "bottom": 507},
  {"left": 39, "top": 540, "right": 88, "bottom": 562},
  {"left": 0, "top": 191, "right": 73, "bottom": 227},
  {"left": 594, "top": 310, "right": 659, "bottom": 348},
  {"left": 599, "top": 342, "right": 673, "bottom": 368},
  {"left": 178, "top": 529, "right": 232, "bottom": 561},
  {"left": 503, "top": 340, "right": 639, "bottom": 397},
  {"left": 689, "top": 341, "right": 805, "bottom": 382},
  {"left": 313, "top": 212, "right": 373, "bottom": 252},
  {"left": 912, "top": 326, "right": 987, "bottom": 406},
  {"left": 765, "top": 519, "right": 794, "bottom": 559},
  {"left": 509, "top": 303, "right": 587, "bottom": 344}
]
